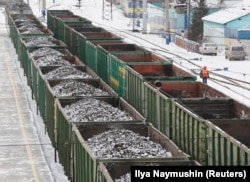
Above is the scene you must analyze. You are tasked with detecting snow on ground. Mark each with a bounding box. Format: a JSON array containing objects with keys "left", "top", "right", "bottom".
[{"left": 27, "top": 0, "right": 250, "bottom": 108}]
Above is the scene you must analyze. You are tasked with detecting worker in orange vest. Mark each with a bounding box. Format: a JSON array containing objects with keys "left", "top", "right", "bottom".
[{"left": 200, "top": 66, "right": 209, "bottom": 84}]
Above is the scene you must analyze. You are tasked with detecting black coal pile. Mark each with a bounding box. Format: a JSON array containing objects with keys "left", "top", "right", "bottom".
[
  {"left": 63, "top": 98, "right": 133, "bottom": 122},
  {"left": 35, "top": 55, "right": 73, "bottom": 67},
  {"left": 45, "top": 66, "right": 92, "bottom": 79},
  {"left": 9, "top": 4, "right": 31, "bottom": 12},
  {"left": 17, "top": 21, "right": 38, "bottom": 27},
  {"left": 21, "top": 29, "right": 44, "bottom": 34},
  {"left": 115, "top": 173, "right": 131, "bottom": 182},
  {"left": 86, "top": 128, "right": 172, "bottom": 159},
  {"left": 30, "top": 47, "right": 64, "bottom": 57},
  {"left": 14, "top": 16, "right": 33, "bottom": 22},
  {"left": 24, "top": 37, "right": 55, "bottom": 47},
  {"left": 51, "top": 80, "right": 109, "bottom": 97}
]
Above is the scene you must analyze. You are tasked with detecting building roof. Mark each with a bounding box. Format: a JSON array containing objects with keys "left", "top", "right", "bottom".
[{"left": 202, "top": 7, "right": 250, "bottom": 24}]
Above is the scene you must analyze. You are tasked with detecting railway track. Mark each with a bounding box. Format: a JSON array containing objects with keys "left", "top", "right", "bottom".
[
  {"left": 42, "top": 0, "right": 250, "bottom": 104},
  {"left": 84, "top": 18, "right": 250, "bottom": 103}
]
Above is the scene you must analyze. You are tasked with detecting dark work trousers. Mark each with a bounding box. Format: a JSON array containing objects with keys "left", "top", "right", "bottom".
[{"left": 203, "top": 77, "right": 208, "bottom": 84}]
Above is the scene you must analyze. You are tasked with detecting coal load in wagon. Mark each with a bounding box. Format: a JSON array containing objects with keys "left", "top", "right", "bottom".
[
  {"left": 29, "top": 47, "right": 64, "bottom": 57},
  {"left": 63, "top": 98, "right": 133, "bottom": 122},
  {"left": 24, "top": 36, "right": 56, "bottom": 47},
  {"left": 17, "top": 26, "right": 53, "bottom": 36},
  {"left": 34, "top": 55, "right": 73, "bottom": 67},
  {"left": 14, "top": 16, "right": 35, "bottom": 22},
  {"left": 72, "top": 122, "right": 189, "bottom": 181},
  {"left": 86, "top": 128, "right": 172, "bottom": 159},
  {"left": 15, "top": 18, "right": 42, "bottom": 26},
  {"left": 115, "top": 173, "right": 130, "bottom": 182},
  {"left": 44, "top": 66, "right": 92, "bottom": 79},
  {"left": 51, "top": 80, "right": 110, "bottom": 97},
  {"left": 18, "top": 22, "right": 40, "bottom": 30},
  {"left": 20, "top": 28, "right": 44, "bottom": 34},
  {"left": 15, "top": 18, "right": 37, "bottom": 23},
  {"left": 15, "top": 21, "right": 42, "bottom": 31},
  {"left": 7, "top": 3, "right": 31, "bottom": 12}
]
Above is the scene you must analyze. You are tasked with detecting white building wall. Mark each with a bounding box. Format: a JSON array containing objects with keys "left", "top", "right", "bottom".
[{"left": 203, "top": 25, "right": 225, "bottom": 51}]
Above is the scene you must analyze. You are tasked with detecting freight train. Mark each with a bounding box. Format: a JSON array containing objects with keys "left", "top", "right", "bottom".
[{"left": 5, "top": 1, "right": 250, "bottom": 182}]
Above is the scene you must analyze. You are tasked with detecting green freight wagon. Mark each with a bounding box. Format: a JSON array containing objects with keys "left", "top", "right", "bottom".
[
  {"left": 45, "top": 78, "right": 118, "bottom": 147},
  {"left": 55, "top": 15, "right": 92, "bottom": 43},
  {"left": 87, "top": 40, "right": 131, "bottom": 75},
  {"left": 27, "top": 48, "right": 72, "bottom": 97},
  {"left": 102, "top": 46, "right": 153, "bottom": 98},
  {"left": 108, "top": 51, "right": 196, "bottom": 114},
  {"left": 71, "top": 122, "right": 190, "bottom": 182},
  {"left": 96, "top": 43, "right": 147, "bottom": 86},
  {"left": 34, "top": 56, "right": 85, "bottom": 121},
  {"left": 143, "top": 82, "right": 250, "bottom": 165},
  {"left": 77, "top": 30, "right": 122, "bottom": 67},
  {"left": 16, "top": 28, "right": 53, "bottom": 72},
  {"left": 97, "top": 160, "right": 200, "bottom": 182},
  {"left": 172, "top": 99, "right": 250, "bottom": 166},
  {"left": 76, "top": 27, "right": 117, "bottom": 64},
  {"left": 5, "top": 2, "right": 32, "bottom": 33},
  {"left": 143, "top": 82, "right": 173, "bottom": 138},
  {"left": 205, "top": 120, "right": 250, "bottom": 166},
  {"left": 64, "top": 24, "right": 99, "bottom": 56},
  {"left": 143, "top": 81, "right": 226, "bottom": 137},
  {"left": 9, "top": 14, "right": 38, "bottom": 50},
  {"left": 126, "top": 62, "right": 197, "bottom": 115},
  {"left": 64, "top": 25, "right": 120, "bottom": 59},
  {"left": 47, "top": 10, "right": 73, "bottom": 39},
  {"left": 20, "top": 37, "right": 66, "bottom": 90},
  {"left": 54, "top": 97, "right": 145, "bottom": 179},
  {"left": 171, "top": 100, "right": 208, "bottom": 165},
  {"left": 21, "top": 36, "right": 66, "bottom": 61},
  {"left": 180, "top": 96, "right": 250, "bottom": 165},
  {"left": 14, "top": 21, "right": 45, "bottom": 48}
]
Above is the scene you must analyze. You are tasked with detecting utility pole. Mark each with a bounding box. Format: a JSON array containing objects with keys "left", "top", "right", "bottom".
[
  {"left": 187, "top": 0, "right": 190, "bottom": 40},
  {"left": 20, "top": 0, "right": 23, "bottom": 15},
  {"left": 42, "top": 0, "right": 46, "bottom": 10},
  {"left": 102, "top": 0, "right": 104, "bottom": 19},
  {"left": 132, "top": 0, "right": 136, "bottom": 32},
  {"left": 78, "top": 0, "right": 81, "bottom": 8},
  {"left": 164, "top": 0, "right": 170, "bottom": 43},
  {"left": 142, "top": 0, "right": 147, "bottom": 33},
  {"left": 111, "top": 0, "right": 113, "bottom": 20}
]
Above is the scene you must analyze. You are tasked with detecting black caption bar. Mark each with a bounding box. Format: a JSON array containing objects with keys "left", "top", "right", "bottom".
[{"left": 131, "top": 166, "right": 249, "bottom": 182}]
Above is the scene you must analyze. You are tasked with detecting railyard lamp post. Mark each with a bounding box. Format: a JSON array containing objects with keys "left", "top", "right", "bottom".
[
  {"left": 187, "top": 0, "right": 191, "bottom": 40},
  {"left": 132, "top": 0, "right": 136, "bottom": 32},
  {"left": 164, "top": 0, "right": 170, "bottom": 35},
  {"left": 142, "top": 0, "right": 147, "bottom": 33}
]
